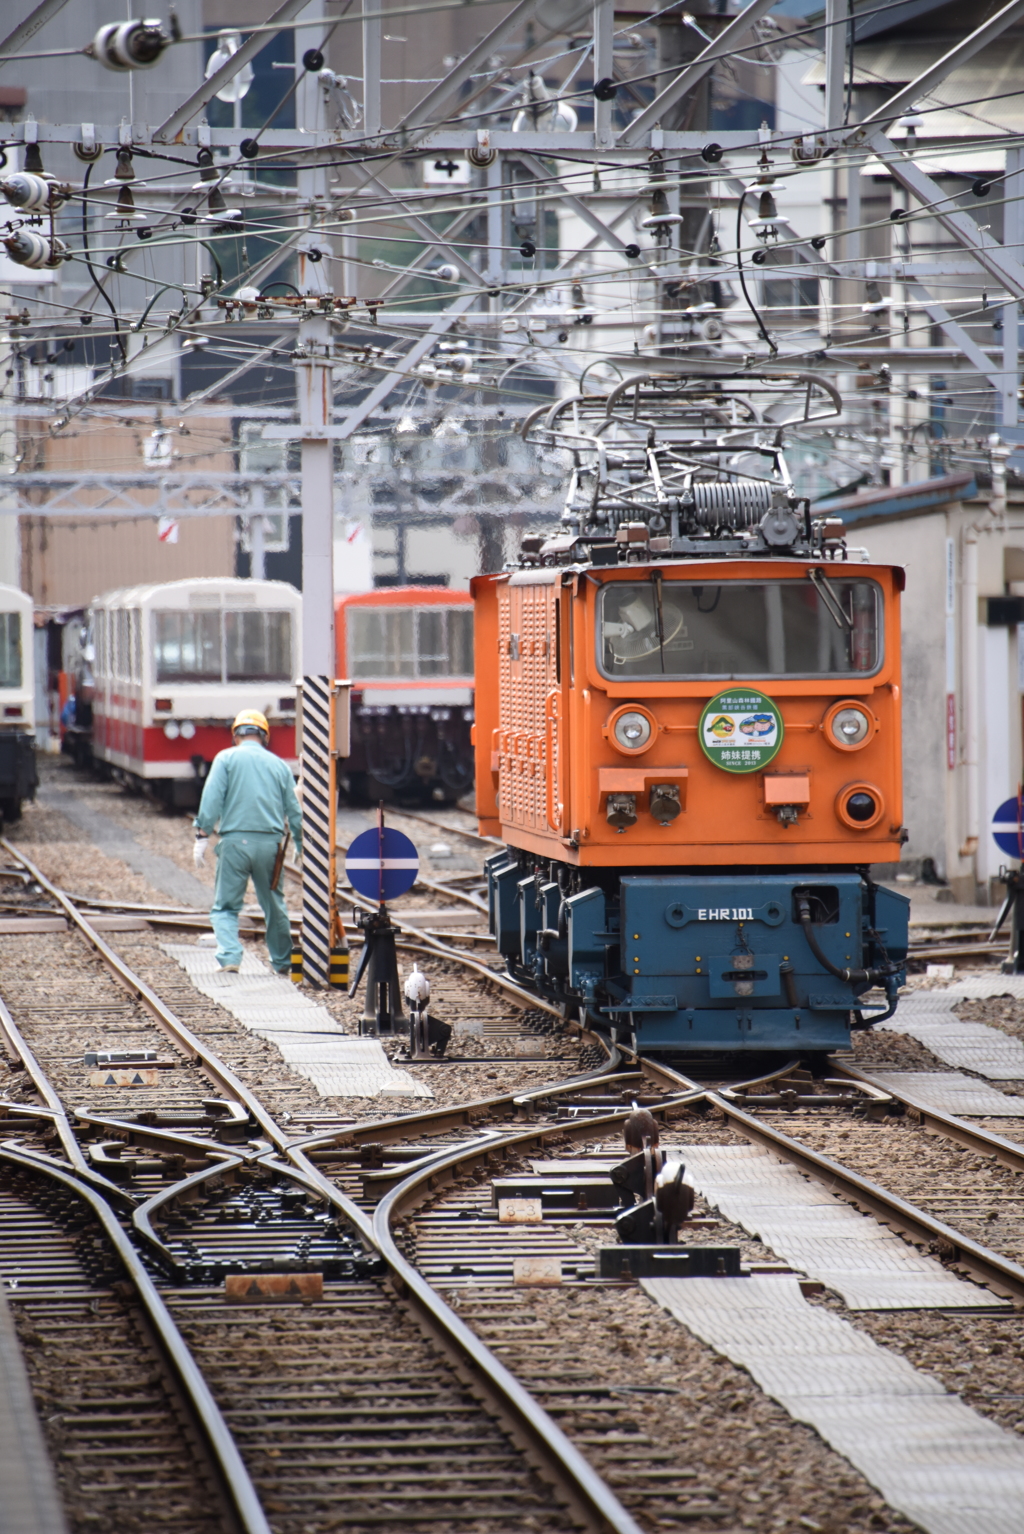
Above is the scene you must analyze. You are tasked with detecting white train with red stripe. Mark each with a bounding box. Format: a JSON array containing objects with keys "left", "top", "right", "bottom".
[{"left": 85, "top": 578, "right": 300, "bottom": 806}]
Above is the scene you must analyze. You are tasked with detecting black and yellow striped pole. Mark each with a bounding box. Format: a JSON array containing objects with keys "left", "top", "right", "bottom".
[{"left": 297, "top": 678, "right": 350, "bottom": 987}]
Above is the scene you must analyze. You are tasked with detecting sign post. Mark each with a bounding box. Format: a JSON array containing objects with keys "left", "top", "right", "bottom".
[{"left": 345, "top": 817, "right": 419, "bottom": 1035}]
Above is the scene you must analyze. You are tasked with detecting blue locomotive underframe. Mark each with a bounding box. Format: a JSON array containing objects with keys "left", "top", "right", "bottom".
[{"left": 486, "top": 855, "right": 909, "bottom": 1053}]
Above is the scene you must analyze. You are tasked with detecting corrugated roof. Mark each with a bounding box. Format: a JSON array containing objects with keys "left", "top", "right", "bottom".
[{"left": 813, "top": 472, "right": 976, "bottom": 526}]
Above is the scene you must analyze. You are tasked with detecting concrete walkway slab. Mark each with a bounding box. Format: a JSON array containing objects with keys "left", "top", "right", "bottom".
[
  {"left": 682, "top": 1143, "right": 1005, "bottom": 1310},
  {"left": 644, "top": 1275, "right": 1024, "bottom": 1534},
  {"left": 880, "top": 992, "right": 1024, "bottom": 1079},
  {"left": 162, "top": 943, "right": 431, "bottom": 1099}
]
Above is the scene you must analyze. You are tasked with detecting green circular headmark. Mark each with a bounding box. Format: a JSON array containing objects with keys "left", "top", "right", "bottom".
[{"left": 698, "top": 688, "right": 784, "bottom": 774}]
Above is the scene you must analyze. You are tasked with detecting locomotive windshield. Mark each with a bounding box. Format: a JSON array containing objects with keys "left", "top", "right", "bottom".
[
  {"left": 0, "top": 613, "right": 21, "bottom": 689},
  {"left": 597, "top": 578, "right": 881, "bottom": 679},
  {"left": 348, "top": 607, "right": 473, "bottom": 679}
]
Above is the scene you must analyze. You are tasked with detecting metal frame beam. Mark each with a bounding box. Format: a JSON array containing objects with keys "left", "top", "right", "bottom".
[{"left": 618, "top": 0, "right": 780, "bottom": 147}]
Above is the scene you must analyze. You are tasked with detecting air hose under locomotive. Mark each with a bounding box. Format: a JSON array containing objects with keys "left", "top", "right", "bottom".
[{"left": 472, "top": 373, "right": 909, "bottom": 1055}]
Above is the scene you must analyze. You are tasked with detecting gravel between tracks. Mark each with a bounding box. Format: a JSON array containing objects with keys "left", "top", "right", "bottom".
[
  {"left": 11, "top": 764, "right": 1021, "bottom": 1533},
  {"left": 450, "top": 1285, "right": 918, "bottom": 1534}
]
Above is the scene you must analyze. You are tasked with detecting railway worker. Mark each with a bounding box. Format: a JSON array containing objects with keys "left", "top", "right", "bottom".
[{"left": 193, "top": 710, "right": 302, "bottom": 975}]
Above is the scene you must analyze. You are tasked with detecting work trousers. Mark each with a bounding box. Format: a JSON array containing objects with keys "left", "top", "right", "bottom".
[{"left": 211, "top": 831, "right": 290, "bottom": 972}]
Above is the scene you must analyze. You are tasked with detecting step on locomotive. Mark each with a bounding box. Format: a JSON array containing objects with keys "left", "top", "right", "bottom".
[{"left": 473, "top": 373, "right": 910, "bottom": 1056}]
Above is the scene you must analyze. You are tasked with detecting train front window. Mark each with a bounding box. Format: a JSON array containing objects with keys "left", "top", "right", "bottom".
[
  {"left": 597, "top": 578, "right": 881, "bottom": 678},
  {"left": 0, "top": 614, "right": 21, "bottom": 688},
  {"left": 154, "top": 611, "right": 221, "bottom": 682},
  {"left": 348, "top": 608, "right": 474, "bottom": 679},
  {"left": 225, "top": 611, "right": 293, "bottom": 682}
]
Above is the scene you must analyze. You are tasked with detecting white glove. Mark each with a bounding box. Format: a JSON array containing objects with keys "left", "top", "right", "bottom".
[{"left": 193, "top": 836, "right": 208, "bottom": 868}]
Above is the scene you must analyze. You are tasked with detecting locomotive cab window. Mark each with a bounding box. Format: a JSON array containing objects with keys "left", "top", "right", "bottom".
[
  {"left": 154, "top": 611, "right": 222, "bottom": 683},
  {"left": 597, "top": 578, "right": 881, "bottom": 679},
  {"left": 225, "top": 610, "right": 292, "bottom": 682},
  {"left": 347, "top": 607, "right": 473, "bottom": 679},
  {"left": 0, "top": 614, "right": 21, "bottom": 689}
]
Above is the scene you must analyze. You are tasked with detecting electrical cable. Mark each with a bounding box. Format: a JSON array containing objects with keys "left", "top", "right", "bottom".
[
  {"left": 79, "top": 160, "right": 127, "bottom": 363},
  {"left": 735, "top": 189, "right": 776, "bottom": 356}
]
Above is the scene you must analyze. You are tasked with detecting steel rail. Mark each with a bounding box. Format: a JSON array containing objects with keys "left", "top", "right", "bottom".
[
  {"left": 830, "top": 1061, "right": 1024, "bottom": 1176},
  {"left": 0, "top": 1144, "right": 272, "bottom": 1534},
  {"left": 415, "top": 873, "right": 489, "bottom": 913},
  {"left": 710, "top": 1092, "right": 1024, "bottom": 1304},
  {"left": 293, "top": 1046, "right": 628, "bottom": 1153},
  {"left": 0, "top": 991, "right": 134, "bottom": 1206},
  {"left": 0, "top": 841, "right": 691, "bottom": 1532},
  {"left": 0, "top": 838, "right": 387, "bottom": 1255},
  {"left": 383, "top": 808, "right": 499, "bottom": 849},
  {"left": 369, "top": 1096, "right": 708, "bottom": 1534}
]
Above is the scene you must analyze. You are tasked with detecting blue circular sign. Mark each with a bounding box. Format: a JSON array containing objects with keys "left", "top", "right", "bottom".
[
  {"left": 993, "top": 795, "right": 1024, "bottom": 859},
  {"left": 345, "top": 826, "right": 419, "bottom": 902}
]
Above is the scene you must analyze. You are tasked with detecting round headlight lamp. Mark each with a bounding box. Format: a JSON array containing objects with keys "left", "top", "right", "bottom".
[
  {"left": 163, "top": 721, "right": 180, "bottom": 740},
  {"left": 824, "top": 700, "right": 873, "bottom": 750},
  {"left": 613, "top": 710, "right": 652, "bottom": 751}
]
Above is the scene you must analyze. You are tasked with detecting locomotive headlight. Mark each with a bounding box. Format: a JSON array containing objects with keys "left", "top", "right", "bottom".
[
  {"left": 614, "top": 711, "right": 652, "bottom": 751},
  {"left": 164, "top": 721, "right": 180, "bottom": 740},
  {"left": 180, "top": 720, "right": 196, "bottom": 740},
  {"left": 832, "top": 707, "right": 869, "bottom": 745},
  {"left": 824, "top": 700, "right": 874, "bottom": 750}
]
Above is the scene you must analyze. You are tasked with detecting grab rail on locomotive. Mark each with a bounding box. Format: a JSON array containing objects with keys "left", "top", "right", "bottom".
[{"left": 473, "top": 372, "right": 909, "bottom": 1056}]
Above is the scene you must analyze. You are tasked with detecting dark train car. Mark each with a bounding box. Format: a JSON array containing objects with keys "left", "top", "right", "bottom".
[
  {"left": 337, "top": 587, "right": 474, "bottom": 805},
  {"left": 0, "top": 583, "right": 37, "bottom": 822},
  {"left": 474, "top": 375, "right": 910, "bottom": 1056}
]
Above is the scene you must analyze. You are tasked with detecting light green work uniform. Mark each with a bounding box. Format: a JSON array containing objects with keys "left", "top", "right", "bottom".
[{"left": 194, "top": 738, "right": 303, "bottom": 972}]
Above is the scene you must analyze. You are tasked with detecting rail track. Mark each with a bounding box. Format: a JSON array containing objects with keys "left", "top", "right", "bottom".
[
  {"left": 0, "top": 837, "right": 674, "bottom": 1534},
  {"left": 5, "top": 809, "right": 1024, "bottom": 1532}
]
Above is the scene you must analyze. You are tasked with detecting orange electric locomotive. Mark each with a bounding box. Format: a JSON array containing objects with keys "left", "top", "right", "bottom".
[{"left": 474, "top": 374, "right": 909, "bottom": 1056}]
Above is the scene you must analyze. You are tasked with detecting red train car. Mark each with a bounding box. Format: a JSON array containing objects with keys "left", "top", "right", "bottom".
[
  {"left": 336, "top": 587, "right": 474, "bottom": 804},
  {"left": 87, "top": 578, "right": 301, "bottom": 806}
]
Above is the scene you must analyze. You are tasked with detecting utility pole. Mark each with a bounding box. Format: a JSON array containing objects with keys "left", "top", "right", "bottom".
[{"left": 294, "top": 12, "right": 342, "bottom": 987}]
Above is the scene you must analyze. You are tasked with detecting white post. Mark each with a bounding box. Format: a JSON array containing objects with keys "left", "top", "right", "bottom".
[
  {"left": 297, "top": 314, "right": 335, "bottom": 676},
  {"left": 293, "top": 9, "right": 338, "bottom": 986},
  {"left": 1002, "top": 145, "right": 1022, "bottom": 428},
  {"left": 823, "top": 0, "right": 847, "bottom": 131},
  {"left": 251, "top": 515, "right": 265, "bottom": 580},
  {"left": 962, "top": 525, "right": 980, "bottom": 888},
  {"left": 593, "top": 0, "right": 614, "bottom": 150},
  {"left": 297, "top": 313, "right": 337, "bottom": 987},
  {"left": 362, "top": 0, "right": 381, "bottom": 138}
]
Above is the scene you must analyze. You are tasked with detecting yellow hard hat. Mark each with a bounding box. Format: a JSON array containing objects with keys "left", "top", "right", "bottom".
[{"left": 232, "top": 709, "right": 269, "bottom": 738}]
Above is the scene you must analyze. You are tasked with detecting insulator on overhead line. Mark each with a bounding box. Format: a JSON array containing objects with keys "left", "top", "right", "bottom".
[
  {"left": 3, "top": 230, "right": 68, "bottom": 268},
  {"left": 0, "top": 172, "right": 71, "bottom": 212},
  {"left": 90, "top": 18, "right": 169, "bottom": 71}
]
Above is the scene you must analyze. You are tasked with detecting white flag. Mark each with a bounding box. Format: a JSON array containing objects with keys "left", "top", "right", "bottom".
[{"left": 157, "top": 517, "right": 179, "bottom": 544}]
